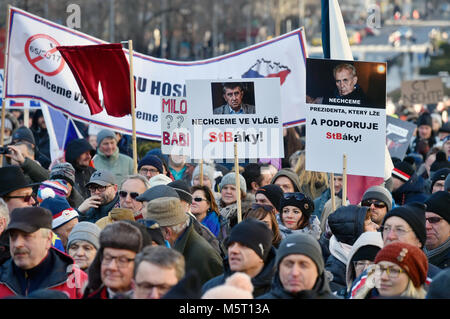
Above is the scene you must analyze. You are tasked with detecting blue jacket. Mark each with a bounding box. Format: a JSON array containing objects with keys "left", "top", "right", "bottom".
[{"left": 392, "top": 173, "right": 428, "bottom": 205}]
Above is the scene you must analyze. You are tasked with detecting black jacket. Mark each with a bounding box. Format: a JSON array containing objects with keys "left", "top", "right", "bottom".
[
  {"left": 392, "top": 173, "right": 428, "bottom": 205},
  {"left": 0, "top": 232, "right": 10, "bottom": 266},
  {"left": 78, "top": 194, "right": 120, "bottom": 224}
]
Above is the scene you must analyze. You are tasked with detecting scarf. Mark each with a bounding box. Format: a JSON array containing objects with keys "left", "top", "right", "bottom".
[
  {"left": 201, "top": 210, "right": 221, "bottom": 237},
  {"left": 425, "top": 237, "right": 450, "bottom": 259},
  {"left": 329, "top": 235, "right": 353, "bottom": 265}
]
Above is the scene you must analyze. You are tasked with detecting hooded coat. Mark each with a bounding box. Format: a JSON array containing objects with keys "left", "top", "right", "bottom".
[
  {"left": 392, "top": 173, "right": 428, "bottom": 206},
  {"left": 65, "top": 139, "right": 96, "bottom": 199}
]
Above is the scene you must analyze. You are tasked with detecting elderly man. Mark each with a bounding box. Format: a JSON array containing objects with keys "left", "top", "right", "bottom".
[
  {"left": 93, "top": 129, "right": 134, "bottom": 185},
  {"left": 360, "top": 185, "right": 393, "bottom": 226},
  {"left": 137, "top": 154, "right": 164, "bottom": 181},
  {"left": 118, "top": 175, "right": 149, "bottom": 221},
  {"left": 78, "top": 170, "right": 119, "bottom": 223},
  {"left": 0, "top": 207, "right": 88, "bottom": 298},
  {"left": 145, "top": 194, "right": 223, "bottom": 285},
  {"left": 0, "top": 166, "right": 38, "bottom": 213},
  {"left": 133, "top": 246, "right": 185, "bottom": 299},
  {"left": 259, "top": 233, "right": 338, "bottom": 299},
  {"left": 67, "top": 221, "right": 101, "bottom": 271},
  {"left": 424, "top": 191, "right": 450, "bottom": 269},
  {"left": 213, "top": 82, "right": 255, "bottom": 115}
]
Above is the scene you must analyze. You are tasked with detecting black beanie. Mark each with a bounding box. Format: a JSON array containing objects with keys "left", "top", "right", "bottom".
[
  {"left": 430, "top": 152, "right": 450, "bottom": 173},
  {"left": 279, "top": 192, "right": 314, "bottom": 216},
  {"left": 425, "top": 191, "right": 450, "bottom": 224},
  {"left": 392, "top": 161, "right": 415, "bottom": 182},
  {"left": 430, "top": 168, "right": 450, "bottom": 190},
  {"left": 351, "top": 245, "right": 381, "bottom": 263},
  {"left": 382, "top": 202, "right": 426, "bottom": 248},
  {"left": 226, "top": 219, "right": 273, "bottom": 262},
  {"left": 417, "top": 112, "right": 433, "bottom": 128},
  {"left": 255, "top": 184, "right": 284, "bottom": 210}
]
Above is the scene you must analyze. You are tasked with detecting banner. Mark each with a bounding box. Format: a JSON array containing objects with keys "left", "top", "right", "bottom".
[
  {"left": 1, "top": 69, "right": 40, "bottom": 108},
  {"left": 386, "top": 116, "right": 416, "bottom": 160},
  {"left": 401, "top": 77, "right": 444, "bottom": 107},
  {"left": 305, "top": 58, "right": 387, "bottom": 177},
  {"left": 5, "top": 7, "right": 308, "bottom": 140}
]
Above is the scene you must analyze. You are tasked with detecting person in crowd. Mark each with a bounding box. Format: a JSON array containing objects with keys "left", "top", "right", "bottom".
[
  {"left": 0, "top": 207, "right": 88, "bottom": 298},
  {"left": 92, "top": 129, "right": 133, "bottom": 185},
  {"left": 271, "top": 168, "right": 302, "bottom": 193},
  {"left": 67, "top": 221, "right": 101, "bottom": 271},
  {"left": 360, "top": 185, "right": 393, "bottom": 226},
  {"left": 391, "top": 160, "right": 428, "bottom": 205},
  {"left": 83, "top": 221, "right": 143, "bottom": 299},
  {"left": 49, "top": 162, "right": 84, "bottom": 208},
  {"left": 64, "top": 138, "right": 96, "bottom": 199},
  {"left": 191, "top": 163, "right": 217, "bottom": 193},
  {"left": 442, "top": 135, "right": 450, "bottom": 159},
  {"left": 145, "top": 194, "right": 223, "bottom": 285},
  {"left": 410, "top": 112, "right": 440, "bottom": 154},
  {"left": 40, "top": 196, "right": 79, "bottom": 250},
  {"left": 11, "top": 125, "right": 51, "bottom": 170},
  {"left": 426, "top": 267, "right": 450, "bottom": 299},
  {"left": 30, "top": 110, "right": 51, "bottom": 169},
  {"left": 254, "top": 184, "right": 284, "bottom": 214},
  {"left": 167, "top": 154, "right": 195, "bottom": 183},
  {"left": 202, "top": 272, "right": 254, "bottom": 299},
  {"left": 118, "top": 175, "right": 149, "bottom": 221},
  {"left": 190, "top": 185, "right": 224, "bottom": 239},
  {"left": 77, "top": 170, "right": 120, "bottom": 223},
  {"left": 242, "top": 163, "right": 274, "bottom": 195},
  {"left": 137, "top": 154, "right": 164, "bottom": 181},
  {"left": 258, "top": 233, "right": 339, "bottom": 299},
  {"left": 0, "top": 166, "right": 38, "bottom": 213},
  {"left": 244, "top": 205, "right": 282, "bottom": 248},
  {"left": 1, "top": 112, "right": 19, "bottom": 145},
  {"left": 424, "top": 191, "right": 450, "bottom": 269},
  {"left": 132, "top": 245, "right": 185, "bottom": 299},
  {"left": 416, "top": 147, "right": 440, "bottom": 180},
  {"left": 202, "top": 219, "right": 276, "bottom": 297},
  {"left": 277, "top": 192, "right": 321, "bottom": 240},
  {"left": 148, "top": 174, "right": 173, "bottom": 187},
  {"left": 351, "top": 242, "right": 428, "bottom": 299},
  {"left": 95, "top": 208, "right": 135, "bottom": 230},
  {"left": 0, "top": 199, "right": 11, "bottom": 265},
  {"left": 136, "top": 219, "right": 166, "bottom": 247},
  {"left": 429, "top": 168, "right": 450, "bottom": 193}
]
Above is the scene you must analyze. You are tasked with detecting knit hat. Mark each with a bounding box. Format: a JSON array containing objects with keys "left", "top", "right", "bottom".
[
  {"left": 361, "top": 185, "right": 393, "bottom": 211},
  {"left": 136, "top": 184, "right": 179, "bottom": 202},
  {"left": 445, "top": 174, "right": 450, "bottom": 192},
  {"left": 424, "top": 191, "right": 450, "bottom": 224},
  {"left": 439, "top": 121, "right": 450, "bottom": 134},
  {"left": 219, "top": 172, "right": 247, "bottom": 194},
  {"left": 226, "top": 219, "right": 273, "bottom": 262},
  {"left": 276, "top": 233, "right": 324, "bottom": 275},
  {"left": 375, "top": 242, "right": 428, "bottom": 288},
  {"left": 99, "top": 221, "right": 143, "bottom": 253},
  {"left": 145, "top": 197, "right": 188, "bottom": 227},
  {"left": 192, "top": 164, "right": 216, "bottom": 186},
  {"left": 255, "top": 184, "right": 284, "bottom": 210},
  {"left": 392, "top": 161, "right": 415, "bottom": 182},
  {"left": 67, "top": 221, "right": 101, "bottom": 250},
  {"left": 279, "top": 192, "right": 314, "bottom": 216},
  {"left": 148, "top": 174, "right": 172, "bottom": 187},
  {"left": 50, "top": 162, "right": 76, "bottom": 186},
  {"left": 96, "top": 129, "right": 116, "bottom": 146},
  {"left": 95, "top": 208, "right": 135, "bottom": 230},
  {"left": 138, "top": 154, "right": 163, "bottom": 173},
  {"left": 12, "top": 126, "right": 35, "bottom": 145},
  {"left": 271, "top": 168, "right": 301, "bottom": 192},
  {"left": 36, "top": 179, "right": 69, "bottom": 203},
  {"left": 382, "top": 202, "right": 427, "bottom": 248},
  {"left": 40, "top": 196, "right": 79, "bottom": 230},
  {"left": 168, "top": 180, "right": 192, "bottom": 203},
  {"left": 416, "top": 112, "right": 433, "bottom": 128},
  {"left": 430, "top": 151, "right": 450, "bottom": 173},
  {"left": 430, "top": 168, "right": 450, "bottom": 191}
]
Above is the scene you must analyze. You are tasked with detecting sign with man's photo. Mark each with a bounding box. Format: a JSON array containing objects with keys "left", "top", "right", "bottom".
[
  {"left": 186, "top": 78, "right": 283, "bottom": 160},
  {"left": 305, "top": 58, "right": 387, "bottom": 177}
]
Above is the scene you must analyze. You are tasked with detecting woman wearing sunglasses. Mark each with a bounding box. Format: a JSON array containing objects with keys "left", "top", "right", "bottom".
[
  {"left": 191, "top": 185, "right": 224, "bottom": 239},
  {"left": 277, "top": 192, "right": 321, "bottom": 240},
  {"left": 351, "top": 242, "right": 428, "bottom": 299}
]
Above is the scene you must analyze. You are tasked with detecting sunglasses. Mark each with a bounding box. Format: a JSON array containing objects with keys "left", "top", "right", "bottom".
[
  {"left": 426, "top": 216, "right": 443, "bottom": 224},
  {"left": 283, "top": 192, "right": 305, "bottom": 201},
  {"left": 361, "top": 199, "right": 386, "bottom": 209},
  {"left": 119, "top": 191, "right": 140, "bottom": 199},
  {"left": 251, "top": 203, "right": 274, "bottom": 212},
  {"left": 4, "top": 194, "right": 35, "bottom": 202},
  {"left": 192, "top": 197, "right": 207, "bottom": 202}
]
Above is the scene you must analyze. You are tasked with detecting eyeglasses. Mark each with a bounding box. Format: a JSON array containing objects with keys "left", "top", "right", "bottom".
[
  {"left": 119, "top": 191, "right": 140, "bottom": 200},
  {"left": 380, "top": 225, "right": 412, "bottom": 237},
  {"left": 102, "top": 254, "right": 135, "bottom": 268},
  {"left": 426, "top": 216, "right": 443, "bottom": 224},
  {"left": 139, "top": 168, "right": 159, "bottom": 175},
  {"left": 88, "top": 184, "right": 112, "bottom": 193},
  {"left": 192, "top": 197, "right": 207, "bottom": 202},
  {"left": 361, "top": 199, "right": 386, "bottom": 209},
  {"left": 4, "top": 194, "right": 35, "bottom": 202},
  {"left": 135, "top": 281, "right": 174, "bottom": 295},
  {"left": 353, "top": 260, "right": 374, "bottom": 271},
  {"left": 375, "top": 265, "right": 404, "bottom": 278},
  {"left": 283, "top": 192, "right": 305, "bottom": 201},
  {"left": 251, "top": 203, "right": 274, "bottom": 212}
]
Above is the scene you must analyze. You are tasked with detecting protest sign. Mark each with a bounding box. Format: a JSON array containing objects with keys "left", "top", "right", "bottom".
[
  {"left": 401, "top": 77, "right": 444, "bottom": 107},
  {"left": 5, "top": 6, "right": 308, "bottom": 140},
  {"left": 161, "top": 96, "right": 190, "bottom": 156},
  {"left": 187, "top": 78, "right": 283, "bottom": 160},
  {"left": 305, "top": 58, "right": 387, "bottom": 177},
  {"left": 386, "top": 116, "right": 416, "bottom": 160}
]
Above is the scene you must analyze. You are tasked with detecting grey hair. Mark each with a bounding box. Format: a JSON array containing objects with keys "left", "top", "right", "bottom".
[
  {"left": 134, "top": 245, "right": 185, "bottom": 280},
  {"left": 119, "top": 174, "right": 150, "bottom": 190},
  {"left": 0, "top": 198, "right": 9, "bottom": 224},
  {"left": 333, "top": 63, "right": 357, "bottom": 78}
]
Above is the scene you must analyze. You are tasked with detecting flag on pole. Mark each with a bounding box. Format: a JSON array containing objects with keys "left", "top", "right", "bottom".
[
  {"left": 321, "top": 0, "right": 393, "bottom": 204},
  {"left": 57, "top": 43, "right": 135, "bottom": 117}
]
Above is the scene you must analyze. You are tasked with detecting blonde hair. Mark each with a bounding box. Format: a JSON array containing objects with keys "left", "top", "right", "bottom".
[
  {"left": 294, "top": 152, "right": 329, "bottom": 199},
  {"left": 400, "top": 279, "right": 426, "bottom": 299}
]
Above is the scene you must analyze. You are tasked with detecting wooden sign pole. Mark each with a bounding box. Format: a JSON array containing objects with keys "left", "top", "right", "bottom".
[
  {"left": 234, "top": 143, "right": 242, "bottom": 223},
  {"left": 330, "top": 172, "right": 336, "bottom": 212},
  {"left": 342, "top": 154, "right": 347, "bottom": 206},
  {"left": 128, "top": 39, "right": 138, "bottom": 174}
]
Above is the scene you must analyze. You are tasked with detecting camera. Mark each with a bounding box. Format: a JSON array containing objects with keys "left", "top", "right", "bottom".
[{"left": 0, "top": 146, "right": 11, "bottom": 155}]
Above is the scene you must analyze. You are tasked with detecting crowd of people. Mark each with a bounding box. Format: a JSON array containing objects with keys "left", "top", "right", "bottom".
[{"left": 0, "top": 108, "right": 448, "bottom": 300}]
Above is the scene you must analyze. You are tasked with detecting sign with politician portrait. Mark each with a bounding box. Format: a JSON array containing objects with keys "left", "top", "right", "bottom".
[{"left": 305, "top": 58, "right": 387, "bottom": 177}]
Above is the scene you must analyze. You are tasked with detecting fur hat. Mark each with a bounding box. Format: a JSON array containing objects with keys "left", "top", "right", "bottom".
[
  {"left": 375, "top": 242, "right": 428, "bottom": 288},
  {"left": 202, "top": 272, "right": 254, "bottom": 299},
  {"left": 99, "top": 221, "right": 143, "bottom": 253}
]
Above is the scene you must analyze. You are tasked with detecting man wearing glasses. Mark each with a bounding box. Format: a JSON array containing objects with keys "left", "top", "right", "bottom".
[
  {"left": 77, "top": 170, "right": 119, "bottom": 223},
  {"left": 0, "top": 166, "right": 38, "bottom": 213},
  {"left": 360, "top": 185, "right": 393, "bottom": 226},
  {"left": 118, "top": 175, "right": 149, "bottom": 221}
]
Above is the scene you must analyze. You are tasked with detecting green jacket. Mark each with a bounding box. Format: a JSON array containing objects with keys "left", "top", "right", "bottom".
[{"left": 92, "top": 148, "right": 133, "bottom": 185}]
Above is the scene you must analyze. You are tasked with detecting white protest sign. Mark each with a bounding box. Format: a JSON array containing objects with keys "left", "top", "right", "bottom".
[
  {"left": 160, "top": 96, "right": 190, "bottom": 156},
  {"left": 401, "top": 77, "right": 444, "bottom": 107},
  {"left": 186, "top": 78, "right": 283, "bottom": 160},
  {"left": 5, "top": 7, "right": 308, "bottom": 140},
  {"left": 305, "top": 58, "right": 387, "bottom": 177}
]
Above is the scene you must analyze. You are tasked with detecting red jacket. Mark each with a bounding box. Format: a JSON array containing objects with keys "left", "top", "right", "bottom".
[{"left": 0, "top": 247, "right": 88, "bottom": 299}]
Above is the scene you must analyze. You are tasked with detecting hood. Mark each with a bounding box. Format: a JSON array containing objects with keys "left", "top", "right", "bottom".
[
  {"left": 392, "top": 173, "right": 428, "bottom": 204},
  {"left": 65, "top": 138, "right": 95, "bottom": 165},
  {"left": 271, "top": 169, "right": 302, "bottom": 192},
  {"left": 327, "top": 205, "right": 367, "bottom": 245}
]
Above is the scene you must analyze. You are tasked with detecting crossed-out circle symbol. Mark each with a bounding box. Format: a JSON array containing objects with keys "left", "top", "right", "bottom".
[{"left": 24, "top": 34, "right": 65, "bottom": 76}]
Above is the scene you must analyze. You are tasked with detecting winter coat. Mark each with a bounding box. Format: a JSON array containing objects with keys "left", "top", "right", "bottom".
[
  {"left": 173, "top": 219, "right": 223, "bottom": 286},
  {"left": 324, "top": 205, "right": 367, "bottom": 292},
  {"left": 258, "top": 270, "right": 340, "bottom": 299},
  {"left": 201, "top": 246, "right": 277, "bottom": 298},
  {"left": 0, "top": 232, "right": 10, "bottom": 266},
  {"left": 78, "top": 194, "right": 120, "bottom": 224},
  {"left": 188, "top": 214, "right": 226, "bottom": 259},
  {"left": 392, "top": 173, "right": 429, "bottom": 205},
  {"left": 0, "top": 247, "right": 88, "bottom": 298},
  {"left": 277, "top": 214, "right": 322, "bottom": 240},
  {"left": 93, "top": 148, "right": 133, "bottom": 185},
  {"left": 73, "top": 164, "right": 96, "bottom": 200},
  {"left": 20, "top": 157, "right": 49, "bottom": 184},
  {"left": 313, "top": 188, "right": 331, "bottom": 220}
]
